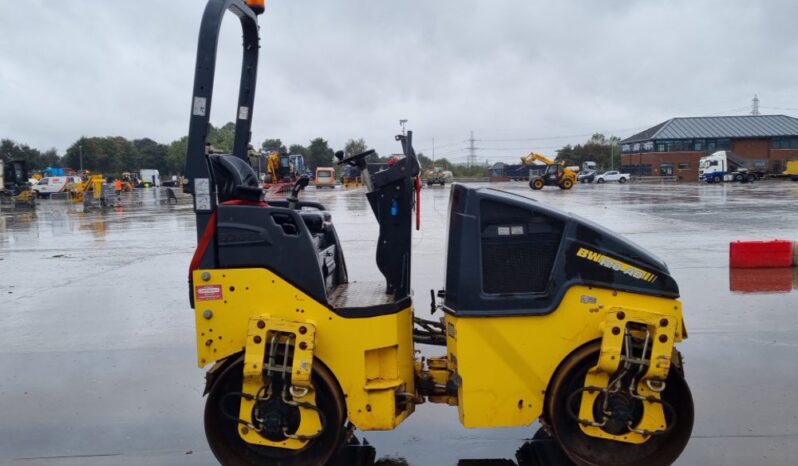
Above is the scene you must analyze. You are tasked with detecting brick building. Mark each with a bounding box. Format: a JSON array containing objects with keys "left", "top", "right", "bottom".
[{"left": 620, "top": 115, "right": 798, "bottom": 180}]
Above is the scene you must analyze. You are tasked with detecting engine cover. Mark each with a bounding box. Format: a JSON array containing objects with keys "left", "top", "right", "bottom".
[{"left": 443, "top": 184, "right": 678, "bottom": 316}]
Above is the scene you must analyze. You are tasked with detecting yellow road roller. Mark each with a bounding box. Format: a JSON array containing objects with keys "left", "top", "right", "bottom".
[{"left": 183, "top": 1, "right": 693, "bottom": 465}]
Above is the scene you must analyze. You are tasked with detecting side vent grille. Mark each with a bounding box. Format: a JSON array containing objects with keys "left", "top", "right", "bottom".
[{"left": 480, "top": 201, "right": 563, "bottom": 294}]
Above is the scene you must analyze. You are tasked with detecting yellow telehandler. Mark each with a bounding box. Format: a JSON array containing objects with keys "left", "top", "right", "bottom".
[{"left": 522, "top": 152, "right": 577, "bottom": 190}]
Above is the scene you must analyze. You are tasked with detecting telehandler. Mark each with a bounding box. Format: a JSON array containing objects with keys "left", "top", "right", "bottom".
[
  {"left": 184, "top": 1, "right": 694, "bottom": 465},
  {"left": 522, "top": 152, "right": 577, "bottom": 190}
]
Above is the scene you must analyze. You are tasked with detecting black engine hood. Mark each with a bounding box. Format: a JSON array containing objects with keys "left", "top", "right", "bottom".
[{"left": 443, "top": 185, "right": 679, "bottom": 316}]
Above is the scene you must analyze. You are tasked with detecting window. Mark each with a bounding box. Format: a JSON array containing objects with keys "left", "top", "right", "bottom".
[
  {"left": 317, "top": 171, "right": 331, "bottom": 179},
  {"left": 716, "top": 139, "right": 731, "bottom": 150},
  {"left": 660, "top": 163, "right": 674, "bottom": 176},
  {"left": 694, "top": 139, "right": 705, "bottom": 151},
  {"left": 38, "top": 178, "right": 49, "bottom": 185},
  {"left": 656, "top": 143, "right": 666, "bottom": 152},
  {"left": 773, "top": 137, "right": 798, "bottom": 149},
  {"left": 643, "top": 141, "right": 654, "bottom": 152},
  {"left": 622, "top": 144, "right": 631, "bottom": 153},
  {"left": 633, "top": 143, "right": 640, "bottom": 152},
  {"left": 678, "top": 163, "right": 689, "bottom": 170}
]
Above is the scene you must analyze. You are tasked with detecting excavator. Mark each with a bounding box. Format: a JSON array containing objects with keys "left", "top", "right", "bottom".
[
  {"left": 522, "top": 152, "right": 577, "bottom": 190},
  {"left": 264, "top": 151, "right": 299, "bottom": 194},
  {"left": 183, "top": 1, "right": 694, "bottom": 465}
]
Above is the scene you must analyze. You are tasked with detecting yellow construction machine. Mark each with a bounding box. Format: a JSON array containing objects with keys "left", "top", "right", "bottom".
[
  {"left": 784, "top": 160, "right": 798, "bottom": 181},
  {"left": 68, "top": 175, "right": 117, "bottom": 207},
  {"left": 182, "top": 2, "right": 694, "bottom": 465},
  {"left": 522, "top": 152, "right": 577, "bottom": 190}
]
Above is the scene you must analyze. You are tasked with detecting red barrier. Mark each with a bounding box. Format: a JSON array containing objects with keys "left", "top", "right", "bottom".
[{"left": 729, "top": 240, "right": 794, "bottom": 268}]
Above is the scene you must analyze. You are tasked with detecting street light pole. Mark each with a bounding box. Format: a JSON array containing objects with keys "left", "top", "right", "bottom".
[{"left": 79, "top": 143, "right": 83, "bottom": 172}]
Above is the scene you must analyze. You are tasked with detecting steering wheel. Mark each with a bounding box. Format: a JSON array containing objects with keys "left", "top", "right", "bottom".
[{"left": 339, "top": 149, "right": 375, "bottom": 166}]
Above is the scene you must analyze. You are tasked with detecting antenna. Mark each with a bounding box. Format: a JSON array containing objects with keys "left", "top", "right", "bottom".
[{"left": 751, "top": 94, "right": 761, "bottom": 115}]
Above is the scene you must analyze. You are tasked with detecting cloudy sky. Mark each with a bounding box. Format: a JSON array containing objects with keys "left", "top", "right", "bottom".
[{"left": 2, "top": 0, "right": 797, "bottom": 163}]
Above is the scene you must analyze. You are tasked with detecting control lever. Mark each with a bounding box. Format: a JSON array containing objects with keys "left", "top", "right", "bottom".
[
  {"left": 430, "top": 289, "right": 445, "bottom": 315},
  {"left": 287, "top": 175, "right": 310, "bottom": 210}
]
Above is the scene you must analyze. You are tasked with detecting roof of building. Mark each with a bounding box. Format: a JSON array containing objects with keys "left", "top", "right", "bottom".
[{"left": 622, "top": 115, "right": 798, "bottom": 143}]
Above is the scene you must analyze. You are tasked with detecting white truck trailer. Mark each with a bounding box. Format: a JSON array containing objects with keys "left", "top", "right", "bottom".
[{"left": 698, "top": 151, "right": 760, "bottom": 183}]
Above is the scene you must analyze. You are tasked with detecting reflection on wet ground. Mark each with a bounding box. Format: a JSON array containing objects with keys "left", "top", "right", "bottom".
[
  {"left": 329, "top": 428, "right": 571, "bottom": 466},
  {"left": 729, "top": 267, "right": 798, "bottom": 293},
  {"left": 1, "top": 181, "right": 798, "bottom": 465}
]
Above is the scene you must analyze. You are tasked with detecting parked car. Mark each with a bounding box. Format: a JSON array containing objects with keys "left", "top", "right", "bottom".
[
  {"left": 578, "top": 169, "right": 597, "bottom": 183},
  {"left": 595, "top": 171, "right": 630, "bottom": 184}
]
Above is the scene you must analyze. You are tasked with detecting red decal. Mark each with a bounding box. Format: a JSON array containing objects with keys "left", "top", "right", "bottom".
[{"left": 196, "top": 284, "right": 223, "bottom": 301}]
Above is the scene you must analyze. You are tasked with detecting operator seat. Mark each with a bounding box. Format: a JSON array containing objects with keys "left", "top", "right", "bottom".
[{"left": 208, "top": 155, "right": 263, "bottom": 203}]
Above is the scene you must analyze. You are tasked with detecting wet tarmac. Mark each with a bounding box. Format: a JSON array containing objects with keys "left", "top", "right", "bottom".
[{"left": 1, "top": 181, "right": 798, "bottom": 465}]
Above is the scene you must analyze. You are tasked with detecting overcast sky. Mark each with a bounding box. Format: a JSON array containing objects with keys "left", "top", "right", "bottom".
[{"left": 2, "top": 0, "right": 797, "bottom": 164}]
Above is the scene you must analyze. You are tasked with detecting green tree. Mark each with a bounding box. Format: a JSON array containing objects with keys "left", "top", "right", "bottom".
[
  {"left": 306, "top": 138, "right": 335, "bottom": 171},
  {"left": 134, "top": 138, "right": 169, "bottom": 173},
  {"left": 343, "top": 138, "right": 367, "bottom": 157},
  {"left": 261, "top": 138, "right": 286, "bottom": 154},
  {"left": 556, "top": 133, "right": 620, "bottom": 170},
  {"left": 417, "top": 152, "right": 433, "bottom": 171},
  {"left": 166, "top": 136, "right": 188, "bottom": 175},
  {"left": 1, "top": 139, "right": 62, "bottom": 170},
  {"left": 208, "top": 122, "right": 236, "bottom": 153},
  {"left": 62, "top": 136, "right": 137, "bottom": 174},
  {"left": 288, "top": 144, "right": 309, "bottom": 158}
]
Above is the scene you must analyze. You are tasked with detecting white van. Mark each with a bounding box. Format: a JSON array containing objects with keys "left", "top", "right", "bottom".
[
  {"left": 32, "top": 176, "right": 82, "bottom": 197},
  {"left": 140, "top": 169, "right": 161, "bottom": 187}
]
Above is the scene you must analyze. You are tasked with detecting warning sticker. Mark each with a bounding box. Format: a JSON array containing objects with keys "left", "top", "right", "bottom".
[
  {"left": 193, "top": 96, "right": 207, "bottom": 116},
  {"left": 195, "top": 178, "right": 211, "bottom": 212},
  {"left": 196, "top": 284, "right": 223, "bottom": 301}
]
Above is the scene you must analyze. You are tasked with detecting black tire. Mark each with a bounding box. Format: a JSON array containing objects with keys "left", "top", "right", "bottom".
[
  {"left": 746, "top": 173, "right": 755, "bottom": 182},
  {"left": 545, "top": 342, "right": 693, "bottom": 466},
  {"left": 205, "top": 355, "right": 346, "bottom": 466},
  {"left": 530, "top": 178, "right": 545, "bottom": 190},
  {"left": 618, "top": 177, "right": 627, "bottom": 184},
  {"left": 597, "top": 178, "right": 605, "bottom": 184},
  {"left": 712, "top": 175, "right": 721, "bottom": 183},
  {"left": 734, "top": 173, "right": 743, "bottom": 182}
]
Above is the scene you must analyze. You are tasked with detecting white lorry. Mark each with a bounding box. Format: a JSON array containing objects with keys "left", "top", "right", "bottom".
[
  {"left": 698, "top": 151, "right": 758, "bottom": 183},
  {"left": 140, "top": 169, "right": 161, "bottom": 187}
]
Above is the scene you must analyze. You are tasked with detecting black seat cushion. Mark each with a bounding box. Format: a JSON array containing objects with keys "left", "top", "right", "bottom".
[{"left": 208, "top": 155, "right": 262, "bottom": 202}]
